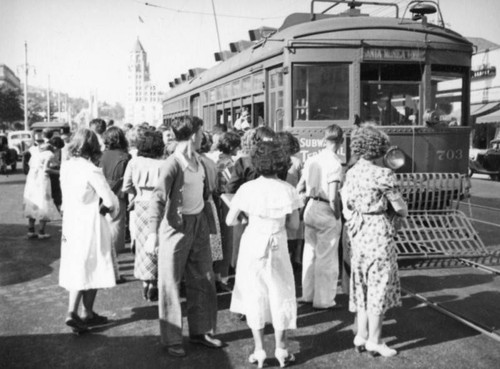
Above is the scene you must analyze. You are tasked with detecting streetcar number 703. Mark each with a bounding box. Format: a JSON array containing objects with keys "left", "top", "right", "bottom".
[{"left": 436, "top": 149, "right": 463, "bottom": 160}]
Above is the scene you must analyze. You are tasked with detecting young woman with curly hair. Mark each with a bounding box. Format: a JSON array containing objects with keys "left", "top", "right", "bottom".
[{"left": 341, "top": 124, "right": 408, "bottom": 357}]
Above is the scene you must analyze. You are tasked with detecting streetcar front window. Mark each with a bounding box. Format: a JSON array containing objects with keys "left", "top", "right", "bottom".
[
  {"left": 361, "top": 63, "right": 423, "bottom": 126},
  {"left": 293, "top": 64, "right": 349, "bottom": 123}
]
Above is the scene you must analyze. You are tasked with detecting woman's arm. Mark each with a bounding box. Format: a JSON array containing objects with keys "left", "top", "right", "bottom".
[
  {"left": 226, "top": 205, "right": 247, "bottom": 226},
  {"left": 121, "top": 160, "right": 137, "bottom": 196},
  {"left": 389, "top": 197, "right": 408, "bottom": 217},
  {"left": 286, "top": 209, "right": 300, "bottom": 231},
  {"left": 89, "top": 167, "right": 119, "bottom": 217}
]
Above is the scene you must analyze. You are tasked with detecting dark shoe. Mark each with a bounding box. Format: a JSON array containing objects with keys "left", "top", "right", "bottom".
[
  {"left": 234, "top": 313, "right": 246, "bottom": 321},
  {"left": 83, "top": 312, "right": 108, "bottom": 326},
  {"left": 65, "top": 312, "right": 88, "bottom": 333},
  {"left": 216, "top": 281, "right": 232, "bottom": 293},
  {"left": 167, "top": 344, "right": 186, "bottom": 357},
  {"left": 27, "top": 232, "right": 38, "bottom": 239},
  {"left": 189, "top": 334, "right": 224, "bottom": 348},
  {"left": 116, "top": 276, "right": 126, "bottom": 284},
  {"left": 147, "top": 286, "right": 158, "bottom": 302}
]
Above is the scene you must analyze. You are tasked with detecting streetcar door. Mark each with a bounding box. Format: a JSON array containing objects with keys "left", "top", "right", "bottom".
[
  {"left": 268, "top": 68, "right": 284, "bottom": 131},
  {"left": 190, "top": 94, "right": 200, "bottom": 118}
]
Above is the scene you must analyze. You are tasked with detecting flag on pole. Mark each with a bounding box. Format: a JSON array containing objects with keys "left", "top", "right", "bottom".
[{"left": 138, "top": 16, "right": 144, "bottom": 23}]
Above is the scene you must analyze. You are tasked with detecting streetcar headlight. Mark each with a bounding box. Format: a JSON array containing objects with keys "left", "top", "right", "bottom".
[{"left": 384, "top": 146, "right": 406, "bottom": 170}]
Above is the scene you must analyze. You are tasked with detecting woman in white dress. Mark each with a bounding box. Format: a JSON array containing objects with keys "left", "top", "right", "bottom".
[
  {"left": 59, "top": 128, "right": 119, "bottom": 333},
  {"left": 23, "top": 139, "right": 60, "bottom": 239},
  {"left": 226, "top": 141, "right": 302, "bottom": 368}
]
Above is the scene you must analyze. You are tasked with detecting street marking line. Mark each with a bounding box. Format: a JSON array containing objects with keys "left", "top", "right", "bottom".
[{"left": 468, "top": 218, "right": 500, "bottom": 228}]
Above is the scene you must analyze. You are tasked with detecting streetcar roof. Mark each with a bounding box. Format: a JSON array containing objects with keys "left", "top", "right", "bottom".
[{"left": 164, "top": 13, "right": 472, "bottom": 101}]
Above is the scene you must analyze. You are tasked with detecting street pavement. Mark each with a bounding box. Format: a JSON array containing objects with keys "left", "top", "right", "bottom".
[{"left": 1, "top": 170, "right": 500, "bottom": 369}]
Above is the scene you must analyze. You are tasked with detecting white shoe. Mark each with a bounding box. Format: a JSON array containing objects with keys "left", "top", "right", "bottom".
[
  {"left": 248, "top": 349, "right": 266, "bottom": 368},
  {"left": 353, "top": 335, "right": 367, "bottom": 353},
  {"left": 365, "top": 341, "right": 397, "bottom": 357},
  {"left": 37, "top": 233, "right": 51, "bottom": 240},
  {"left": 275, "top": 347, "right": 295, "bottom": 368}
]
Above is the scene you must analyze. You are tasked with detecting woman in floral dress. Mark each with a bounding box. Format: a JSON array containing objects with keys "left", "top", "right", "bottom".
[
  {"left": 227, "top": 141, "right": 302, "bottom": 368},
  {"left": 341, "top": 125, "right": 408, "bottom": 357}
]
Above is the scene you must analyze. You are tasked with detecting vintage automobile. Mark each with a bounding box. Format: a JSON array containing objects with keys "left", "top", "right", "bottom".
[
  {"left": 0, "top": 134, "right": 18, "bottom": 174},
  {"left": 7, "top": 130, "right": 33, "bottom": 160},
  {"left": 469, "top": 139, "right": 500, "bottom": 180}
]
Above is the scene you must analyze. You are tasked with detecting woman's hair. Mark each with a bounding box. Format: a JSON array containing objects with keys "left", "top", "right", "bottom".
[
  {"left": 217, "top": 131, "right": 241, "bottom": 155},
  {"left": 275, "top": 131, "right": 300, "bottom": 156},
  {"left": 251, "top": 141, "right": 290, "bottom": 176},
  {"left": 49, "top": 136, "right": 65, "bottom": 150},
  {"left": 89, "top": 118, "right": 107, "bottom": 135},
  {"left": 137, "top": 130, "right": 165, "bottom": 159},
  {"left": 103, "top": 126, "right": 128, "bottom": 151},
  {"left": 67, "top": 128, "right": 102, "bottom": 163},
  {"left": 350, "top": 124, "right": 390, "bottom": 160},
  {"left": 240, "top": 126, "right": 275, "bottom": 155},
  {"left": 198, "top": 131, "right": 213, "bottom": 154},
  {"left": 126, "top": 125, "right": 147, "bottom": 148}
]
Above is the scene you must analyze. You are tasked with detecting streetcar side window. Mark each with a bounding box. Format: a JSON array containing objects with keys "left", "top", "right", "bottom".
[
  {"left": 292, "top": 64, "right": 349, "bottom": 123},
  {"left": 431, "top": 65, "right": 468, "bottom": 127}
]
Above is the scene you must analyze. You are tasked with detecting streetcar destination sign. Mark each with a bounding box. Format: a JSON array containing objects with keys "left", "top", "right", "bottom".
[{"left": 363, "top": 48, "right": 425, "bottom": 61}]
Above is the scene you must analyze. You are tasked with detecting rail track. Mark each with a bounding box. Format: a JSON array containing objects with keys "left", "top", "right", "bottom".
[{"left": 401, "top": 249, "right": 500, "bottom": 342}]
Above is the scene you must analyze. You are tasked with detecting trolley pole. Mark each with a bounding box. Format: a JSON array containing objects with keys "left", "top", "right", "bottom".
[
  {"left": 47, "top": 74, "right": 51, "bottom": 123},
  {"left": 210, "top": 0, "right": 222, "bottom": 54}
]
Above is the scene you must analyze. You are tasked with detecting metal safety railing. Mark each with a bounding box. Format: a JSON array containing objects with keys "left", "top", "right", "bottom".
[{"left": 395, "top": 173, "right": 489, "bottom": 261}]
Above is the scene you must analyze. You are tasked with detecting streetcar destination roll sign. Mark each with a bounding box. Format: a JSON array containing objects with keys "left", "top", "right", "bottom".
[{"left": 363, "top": 48, "right": 425, "bottom": 61}]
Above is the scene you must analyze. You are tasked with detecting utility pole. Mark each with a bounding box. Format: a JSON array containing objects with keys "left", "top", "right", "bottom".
[
  {"left": 47, "top": 74, "right": 50, "bottom": 123},
  {"left": 17, "top": 41, "right": 35, "bottom": 131}
]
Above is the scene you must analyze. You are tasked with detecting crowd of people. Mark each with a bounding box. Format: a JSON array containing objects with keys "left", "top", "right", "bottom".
[{"left": 21, "top": 115, "right": 408, "bottom": 365}]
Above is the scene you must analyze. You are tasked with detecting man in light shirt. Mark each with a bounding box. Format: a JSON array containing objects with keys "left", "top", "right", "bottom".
[
  {"left": 297, "top": 124, "right": 344, "bottom": 310},
  {"left": 147, "top": 115, "right": 224, "bottom": 357}
]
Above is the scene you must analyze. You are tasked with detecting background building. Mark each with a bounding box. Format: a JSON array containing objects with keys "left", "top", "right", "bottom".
[
  {"left": 125, "top": 38, "right": 162, "bottom": 126},
  {"left": 0, "top": 65, "right": 21, "bottom": 90},
  {"left": 468, "top": 37, "right": 500, "bottom": 148}
]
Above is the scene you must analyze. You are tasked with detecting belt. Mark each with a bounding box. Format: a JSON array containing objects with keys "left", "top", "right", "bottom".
[{"left": 308, "top": 196, "right": 330, "bottom": 204}]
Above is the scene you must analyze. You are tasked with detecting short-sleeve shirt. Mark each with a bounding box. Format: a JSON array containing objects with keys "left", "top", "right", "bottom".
[{"left": 302, "top": 149, "right": 343, "bottom": 199}]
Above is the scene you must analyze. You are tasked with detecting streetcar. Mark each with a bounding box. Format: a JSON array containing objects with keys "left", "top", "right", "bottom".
[{"left": 162, "top": 1, "right": 488, "bottom": 263}]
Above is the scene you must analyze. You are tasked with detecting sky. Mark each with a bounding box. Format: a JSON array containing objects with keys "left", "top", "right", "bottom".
[{"left": 1, "top": 0, "right": 500, "bottom": 106}]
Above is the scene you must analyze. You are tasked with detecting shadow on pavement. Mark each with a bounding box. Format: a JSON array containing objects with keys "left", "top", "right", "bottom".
[
  {"left": 0, "top": 223, "right": 61, "bottom": 286},
  {"left": 0, "top": 332, "right": 234, "bottom": 369}
]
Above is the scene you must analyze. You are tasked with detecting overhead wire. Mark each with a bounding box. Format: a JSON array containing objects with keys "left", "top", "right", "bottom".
[{"left": 134, "top": 0, "right": 284, "bottom": 20}]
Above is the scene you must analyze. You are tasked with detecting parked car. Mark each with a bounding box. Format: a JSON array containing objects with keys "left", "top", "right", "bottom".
[
  {"left": 7, "top": 130, "right": 33, "bottom": 160},
  {"left": 0, "top": 134, "right": 18, "bottom": 174},
  {"left": 469, "top": 139, "right": 500, "bottom": 180}
]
